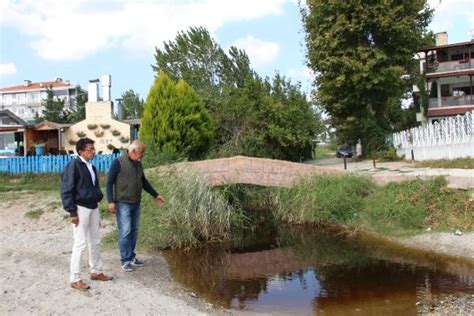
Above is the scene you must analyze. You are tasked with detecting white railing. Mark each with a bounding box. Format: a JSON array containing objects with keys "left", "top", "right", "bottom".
[
  {"left": 393, "top": 111, "right": 473, "bottom": 149},
  {"left": 427, "top": 59, "right": 473, "bottom": 73}
]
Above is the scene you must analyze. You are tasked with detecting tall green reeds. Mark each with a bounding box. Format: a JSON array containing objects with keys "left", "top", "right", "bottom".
[
  {"left": 140, "top": 166, "right": 235, "bottom": 249},
  {"left": 138, "top": 168, "right": 472, "bottom": 249}
]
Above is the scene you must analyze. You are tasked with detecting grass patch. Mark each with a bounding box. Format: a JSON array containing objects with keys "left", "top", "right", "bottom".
[
  {"left": 275, "top": 175, "right": 375, "bottom": 226},
  {"left": 0, "top": 173, "right": 61, "bottom": 192},
  {"left": 25, "top": 209, "right": 44, "bottom": 219},
  {"left": 363, "top": 177, "right": 473, "bottom": 235},
  {"left": 0, "top": 173, "right": 107, "bottom": 192},
  {"left": 275, "top": 174, "right": 472, "bottom": 236},
  {"left": 414, "top": 158, "right": 474, "bottom": 169},
  {"left": 314, "top": 144, "right": 336, "bottom": 160}
]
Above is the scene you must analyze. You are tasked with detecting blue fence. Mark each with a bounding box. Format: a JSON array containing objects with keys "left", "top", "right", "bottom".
[{"left": 0, "top": 154, "right": 119, "bottom": 174}]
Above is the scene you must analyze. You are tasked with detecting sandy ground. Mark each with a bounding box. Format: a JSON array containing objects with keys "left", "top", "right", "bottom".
[
  {"left": 0, "top": 191, "right": 227, "bottom": 316},
  {"left": 0, "top": 190, "right": 472, "bottom": 315}
]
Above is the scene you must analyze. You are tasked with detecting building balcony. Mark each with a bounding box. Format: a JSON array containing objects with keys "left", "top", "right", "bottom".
[
  {"left": 426, "top": 58, "right": 473, "bottom": 74},
  {"left": 429, "top": 96, "right": 474, "bottom": 108}
]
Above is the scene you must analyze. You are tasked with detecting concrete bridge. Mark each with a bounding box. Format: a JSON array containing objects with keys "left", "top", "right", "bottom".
[{"left": 169, "top": 156, "right": 342, "bottom": 187}]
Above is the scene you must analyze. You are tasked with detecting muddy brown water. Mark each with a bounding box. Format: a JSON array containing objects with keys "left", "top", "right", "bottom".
[{"left": 162, "top": 227, "right": 474, "bottom": 315}]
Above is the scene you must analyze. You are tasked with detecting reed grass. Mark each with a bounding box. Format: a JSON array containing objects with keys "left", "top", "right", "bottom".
[{"left": 140, "top": 166, "right": 237, "bottom": 249}]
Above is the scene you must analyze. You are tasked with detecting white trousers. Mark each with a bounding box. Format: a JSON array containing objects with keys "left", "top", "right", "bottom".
[{"left": 70, "top": 205, "right": 103, "bottom": 283}]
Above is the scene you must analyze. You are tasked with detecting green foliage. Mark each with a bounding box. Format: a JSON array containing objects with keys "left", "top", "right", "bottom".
[
  {"left": 275, "top": 175, "right": 375, "bottom": 226},
  {"left": 302, "top": 0, "right": 433, "bottom": 155},
  {"left": 275, "top": 174, "right": 472, "bottom": 236},
  {"left": 35, "top": 85, "right": 87, "bottom": 124},
  {"left": 140, "top": 72, "right": 214, "bottom": 163},
  {"left": 121, "top": 89, "right": 144, "bottom": 119},
  {"left": 153, "top": 27, "right": 322, "bottom": 161},
  {"left": 376, "top": 146, "right": 401, "bottom": 162},
  {"left": 35, "top": 86, "right": 67, "bottom": 123},
  {"left": 139, "top": 167, "right": 237, "bottom": 249},
  {"left": 314, "top": 144, "right": 336, "bottom": 160},
  {"left": 67, "top": 85, "right": 87, "bottom": 123}
]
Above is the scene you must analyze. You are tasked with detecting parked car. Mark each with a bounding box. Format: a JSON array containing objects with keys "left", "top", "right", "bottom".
[{"left": 336, "top": 144, "right": 353, "bottom": 158}]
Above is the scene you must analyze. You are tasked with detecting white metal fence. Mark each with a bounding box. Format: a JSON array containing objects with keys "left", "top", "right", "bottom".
[{"left": 392, "top": 111, "right": 473, "bottom": 160}]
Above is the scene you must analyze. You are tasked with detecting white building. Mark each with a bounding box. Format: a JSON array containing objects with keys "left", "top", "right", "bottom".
[
  {"left": 0, "top": 78, "right": 84, "bottom": 122},
  {"left": 414, "top": 32, "right": 474, "bottom": 124}
]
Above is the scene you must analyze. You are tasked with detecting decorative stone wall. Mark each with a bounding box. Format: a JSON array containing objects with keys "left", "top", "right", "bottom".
[
  {"left": 392, "top": 111, "right": 473, "bottom": 160},
  {"left": 63, "top": 101, "right": 131, "bottom": 153}
]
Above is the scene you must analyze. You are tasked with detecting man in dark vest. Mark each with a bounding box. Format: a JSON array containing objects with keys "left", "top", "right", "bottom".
[
  {"left": 61, "top": 137, "right": 113, "bottom": 290},
  {"left": 106, "top": 140, "right": 165, "bottom": 272}
]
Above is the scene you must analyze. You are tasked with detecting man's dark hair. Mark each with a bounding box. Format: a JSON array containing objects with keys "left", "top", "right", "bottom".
[{"left": 76, "top": 137, "right": 95, "bottom": 153}]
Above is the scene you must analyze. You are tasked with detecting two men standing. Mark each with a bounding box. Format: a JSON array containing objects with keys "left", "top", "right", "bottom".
[{"left": 61, "top": 139, "right": 163, "bottom": 290}]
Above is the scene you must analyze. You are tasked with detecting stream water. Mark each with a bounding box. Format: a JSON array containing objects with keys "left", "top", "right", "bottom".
[{"left": 162, "top": 226, "right": 474, "bottom": 315}]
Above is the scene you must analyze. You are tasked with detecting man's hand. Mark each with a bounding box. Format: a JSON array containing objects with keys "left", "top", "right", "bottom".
[
  {"left": 155, "top": 195, "right": 165, "bottom": 206},
  {"left": 70, "top": 216, "right": 79, "bottom": 227},
  {"left": 108, "top": 203, "right": 117, "bottom": 214}
]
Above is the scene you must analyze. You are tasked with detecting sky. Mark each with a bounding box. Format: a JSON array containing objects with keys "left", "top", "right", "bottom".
[{"left": 0, "top": 0, "right": 473, "bottom": 103}]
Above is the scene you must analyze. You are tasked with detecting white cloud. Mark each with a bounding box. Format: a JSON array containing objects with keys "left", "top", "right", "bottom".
[
  {"left": 0, "top": 63, "right": 17, "bottom": 76},
  {"left": 231, "top": 36, "right": 280, "bottom": 69},
  {"left": 287, "top": 66, "right": 313, "bottom": 82},
  {"left": 0, "top": 0, "right": 288, "bottom": 61},
  {"left": 428, "top": 0, "right": 474, "bottom": 39}
]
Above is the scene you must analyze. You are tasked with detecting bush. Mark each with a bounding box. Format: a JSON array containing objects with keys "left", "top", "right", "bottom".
[{"left": 376, "top": 146, "right": 401, "bottom": 162}]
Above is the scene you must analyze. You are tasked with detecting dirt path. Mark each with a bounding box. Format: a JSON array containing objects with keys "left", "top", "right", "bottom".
[
  {"left": 0, "top": 191, "right": 226, "bottom": 315},
  {"left": 306, "top": 158, "right": 474, "bottom": 189}
]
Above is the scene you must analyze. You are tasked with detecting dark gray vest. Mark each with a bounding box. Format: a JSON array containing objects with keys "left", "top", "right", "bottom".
[{"left": 114, "top": 155, "right": 143, "bottom": 204}]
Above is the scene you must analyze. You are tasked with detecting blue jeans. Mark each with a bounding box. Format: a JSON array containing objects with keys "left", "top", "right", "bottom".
[{"left": 116, "top": 202, "right": 141, "bottom": 264}]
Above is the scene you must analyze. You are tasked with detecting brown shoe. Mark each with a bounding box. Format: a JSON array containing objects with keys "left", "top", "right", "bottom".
[
  {"left": 90, "top": 272, "right": 113, "bottom": 281},
  {"left": 71, "top": 280, "right": 90, "bottom": 290}
]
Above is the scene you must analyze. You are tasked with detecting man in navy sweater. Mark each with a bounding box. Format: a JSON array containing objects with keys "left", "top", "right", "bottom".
[
  {"left": 61, "top": 138, "right": 113, "bottom": 290},
  {"left": 106, "top": 140, "right": 165, "bottom": 272}
]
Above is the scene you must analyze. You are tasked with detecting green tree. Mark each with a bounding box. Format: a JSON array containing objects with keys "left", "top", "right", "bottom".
[
  {"left": 302, "top": 0, "right": 433, "bottom": 154},
  {"left": 139, "top": 72, "right": 214, "bottom": 163},
  {"left": 67, "top": 86, "right": 87, "bottom": 122},
  {"left": 153, "top": 27, "right": 254, "bottom": 112},
  {"left": 121, "top": 89, "right": 144, "bottom": 119},
  {"left": 153, "top": 27, "right": 322, "bottom": 162},
  {"left": 36, "top": 86, "right": 67, "bottom": 123}
]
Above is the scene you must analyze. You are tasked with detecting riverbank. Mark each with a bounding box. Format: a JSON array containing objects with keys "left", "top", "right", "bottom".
[
  {"left": 0, "top": 191, "right": 228, "bottom": 315},
  {"left": 1, "top": 185, "right": 472, "bottom": 314}
]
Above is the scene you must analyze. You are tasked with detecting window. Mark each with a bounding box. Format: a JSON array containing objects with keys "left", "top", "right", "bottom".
[
  {"left": 18, "top": 93, "right": 26, "bottom": 105},
  {"left": 453, "top": 86, "right": 471, "bottom": 96}
]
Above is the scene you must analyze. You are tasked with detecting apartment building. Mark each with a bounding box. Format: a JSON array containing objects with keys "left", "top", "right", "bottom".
[
  {"left": 414, "top": 32, "right": 474, "bottom": 124},
  {"left": 0, "top": 78, "right": 83, "bottom": 122}
]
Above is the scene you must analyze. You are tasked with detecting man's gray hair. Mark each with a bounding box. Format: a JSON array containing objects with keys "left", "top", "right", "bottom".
[{"left": 128, "top": 140, "right": 145, "bottom": 152}]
